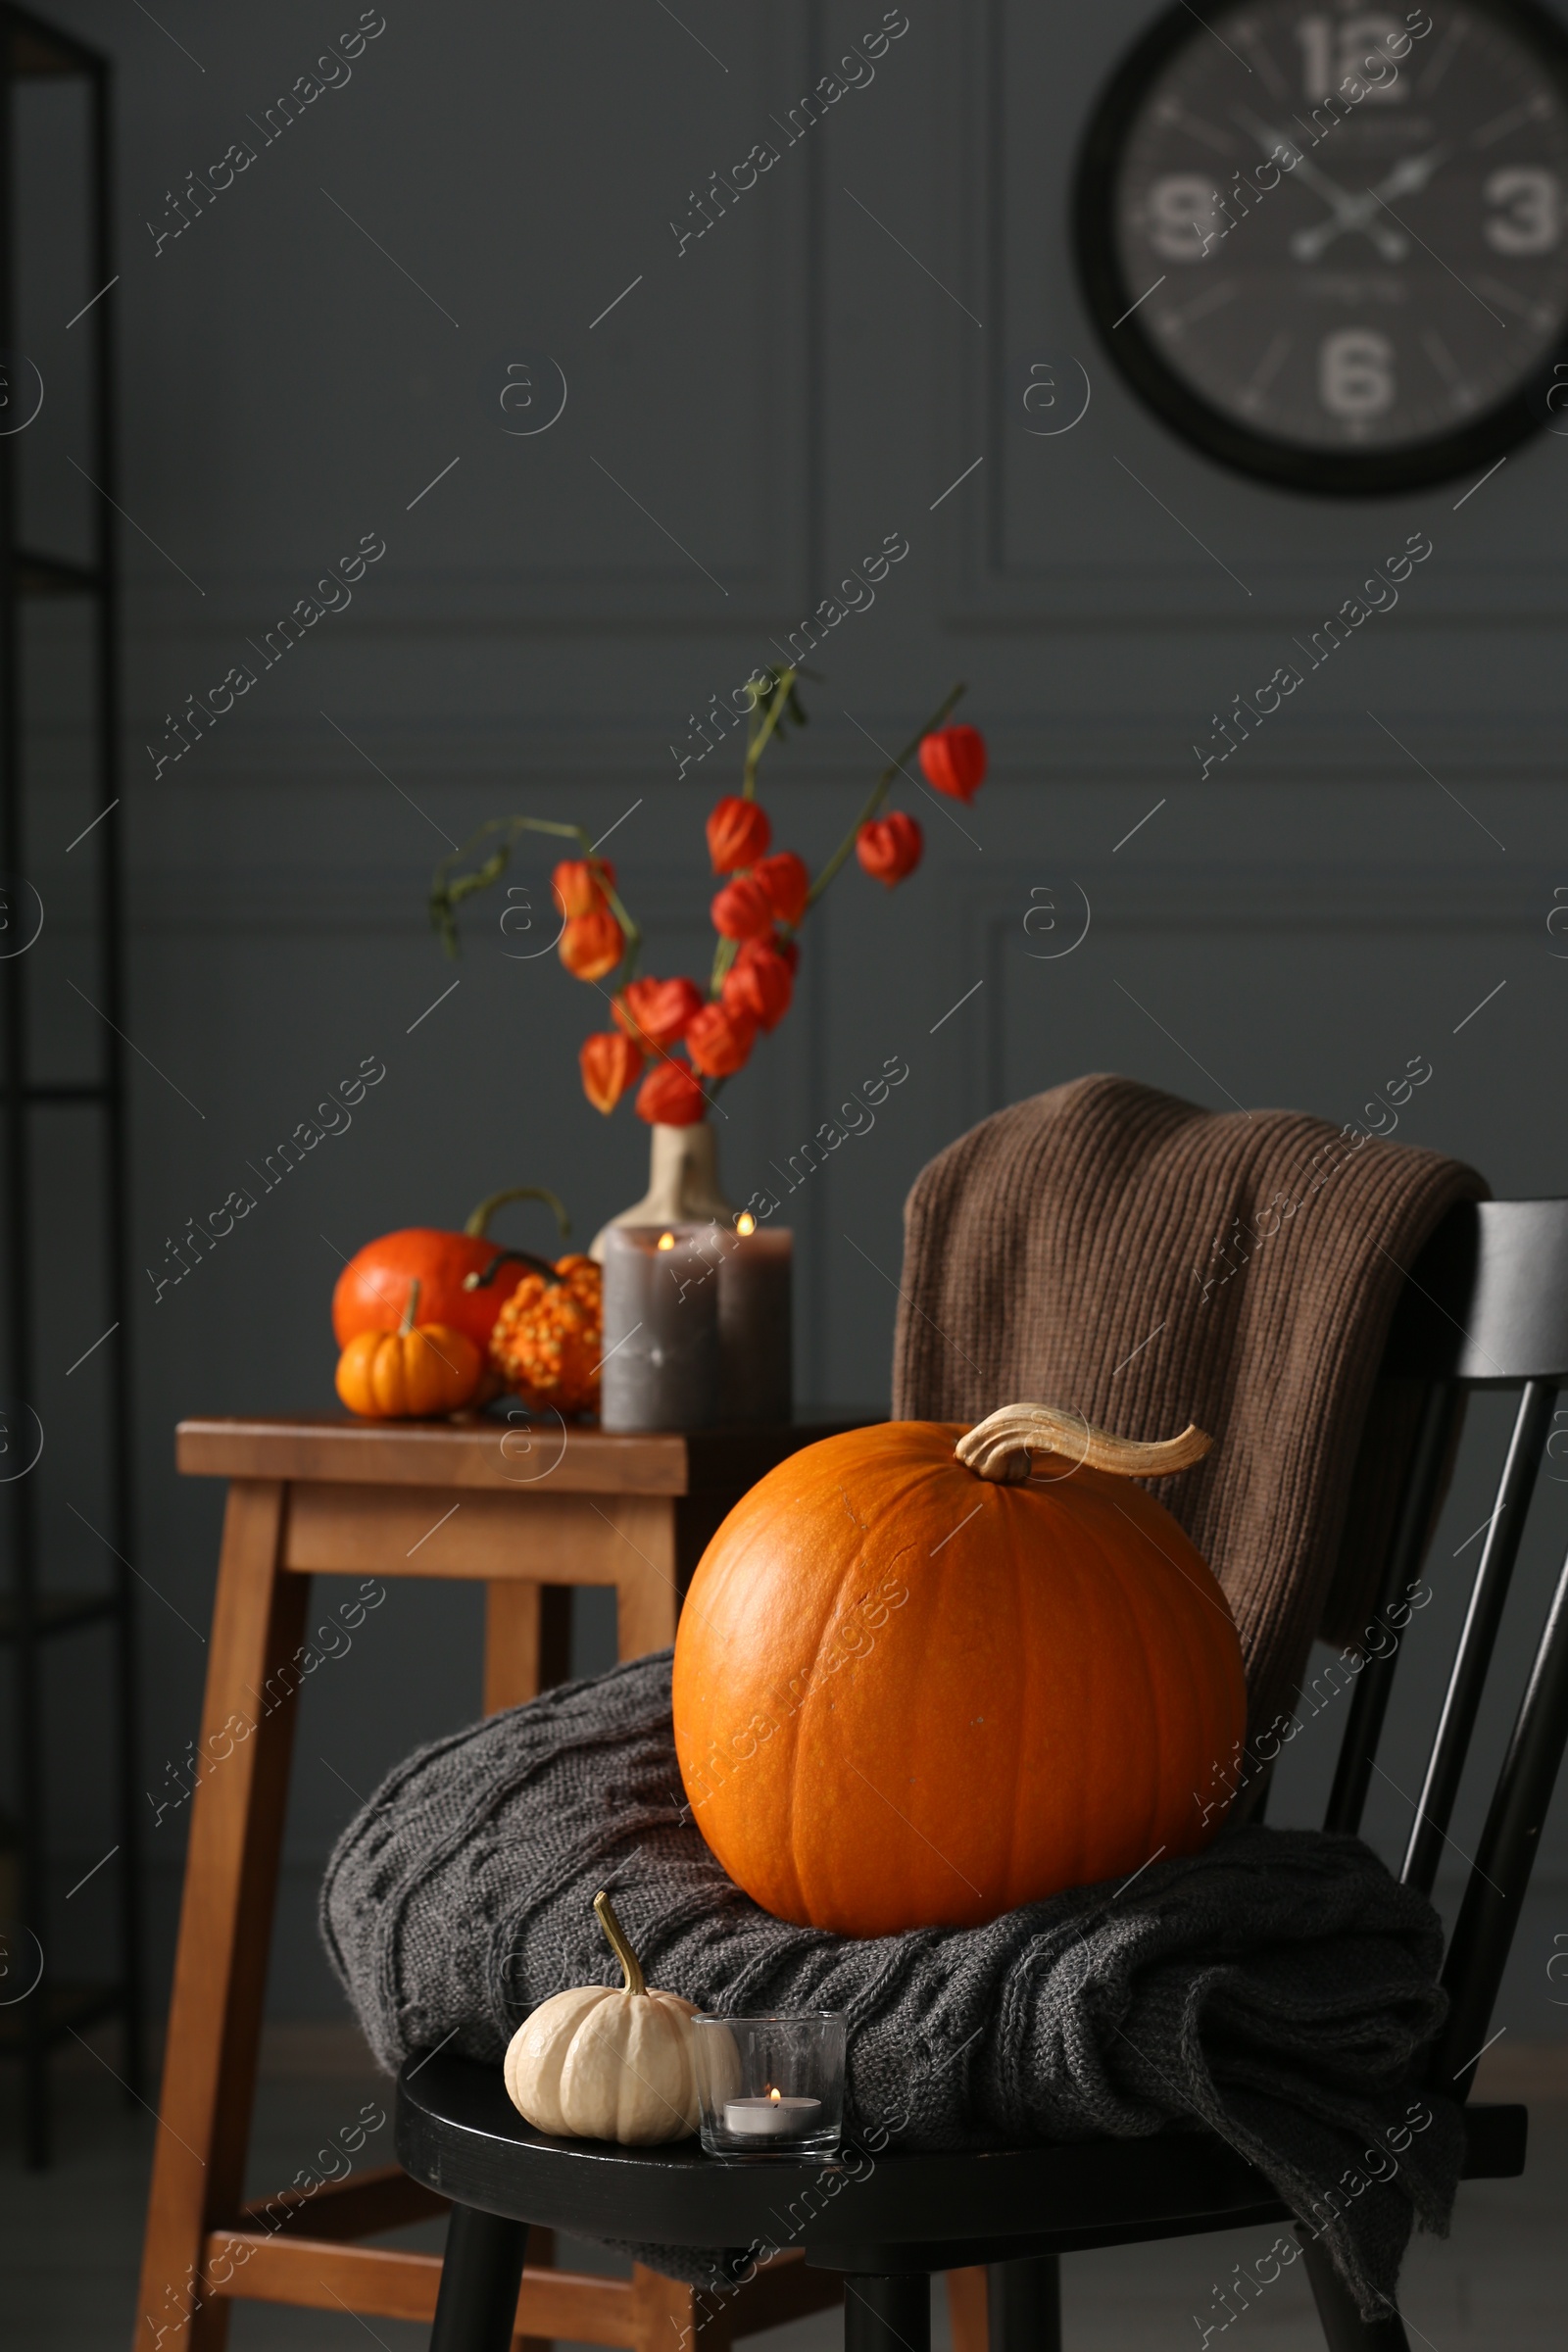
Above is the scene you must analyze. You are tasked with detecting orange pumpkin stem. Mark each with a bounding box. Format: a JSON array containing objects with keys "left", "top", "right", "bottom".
[
  {"left": 956, "top": 1402, "right": 1211, "bottom": 1486},
  {"left": 399, "top": 1277, "right": 422, "bottom": 1337}
]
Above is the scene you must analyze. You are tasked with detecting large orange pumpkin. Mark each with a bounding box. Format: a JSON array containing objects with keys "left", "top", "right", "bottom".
[
  {"left": 331, "top": 1187, "right": 569, "bottom": 1354},
  {"left": 671, "top": 1403, "right": 1246, "bottom": 1937}
]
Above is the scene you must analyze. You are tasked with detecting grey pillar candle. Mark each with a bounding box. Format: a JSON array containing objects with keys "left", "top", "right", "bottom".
[
  {"left": 717, "top": 1217, "right": 793, "bottom": 1424},
  {"left": 600, "top": 1224, "right": 720, "bottom": 1431}
]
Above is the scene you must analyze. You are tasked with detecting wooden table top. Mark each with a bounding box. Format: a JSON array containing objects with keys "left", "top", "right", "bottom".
[{"left": 174, "top": 1410, "right": 880, "bottom": 1494}]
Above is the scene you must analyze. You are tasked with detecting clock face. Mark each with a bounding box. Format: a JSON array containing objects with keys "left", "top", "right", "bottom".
[{"left": 1075, "top": 0, "right": 1568, "bottom": 491}]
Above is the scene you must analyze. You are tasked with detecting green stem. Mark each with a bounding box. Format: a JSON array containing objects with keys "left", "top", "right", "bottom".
[
  {"left": 709, "top": 934, "right": 739, "bottom": 999},
  {"left": 464, "top": 1187, "right": 571, "bottom": 1243},
  {"left": 461, "top": 1248, "right": 563, "bottom": 1292},
  {"left": 430, "top": 815, "right": 643, "bottom": 991},
  {"left": 741, "top": 666, "right": 796, "bottom": 800},
  {"left": 803, "top": 681, "right": 966, "bottom": 911}
]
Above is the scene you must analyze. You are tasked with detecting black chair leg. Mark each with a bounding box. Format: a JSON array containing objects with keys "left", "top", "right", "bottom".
[
  {"left": 987, "top": 2255, "right": 1061, "bottom": 2352},
  {"left": 430, "top": 2202, "right": 531, "bottom": 2352},
  {"left": 844, "top": 2272, "right": 930, "bottom": 2352},
  {"left": 1298, "top": 2230, "right": 1409, "bottom": 2352}
]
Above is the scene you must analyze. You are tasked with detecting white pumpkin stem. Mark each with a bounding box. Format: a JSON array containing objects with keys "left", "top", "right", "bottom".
[
  {"left": 956, "top": 1401, "right": 1212, "bottom": 1486},
  {"left": 399, "top": 1277, "right": 421, "bottom": 1337},
  {"left": 594, "top": 1889, "right": 646, "bottom": 1997}
]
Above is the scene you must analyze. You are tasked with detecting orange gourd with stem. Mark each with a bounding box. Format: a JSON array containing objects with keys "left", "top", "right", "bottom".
[
  {"left": 335, "top": 1278, "right": 483, "bottom": 1420},
  {"left": 490, "top": 1254, "right": 604, "bottom": 1418},
  {"left": 670, "top": 1404, "right": 1245, "bottom": 1937}
]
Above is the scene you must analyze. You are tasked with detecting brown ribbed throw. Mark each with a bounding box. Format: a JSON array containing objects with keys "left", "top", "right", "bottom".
[{"left": 892, "top": 1075, "right": 1487, "bottom": 1742}]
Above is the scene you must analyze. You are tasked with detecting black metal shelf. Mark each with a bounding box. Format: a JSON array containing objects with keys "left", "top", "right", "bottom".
[
  {"left": 0, "top": 1979, "right": 123, "bottom": 2054},
  {"left": 1, "top": 6, "right": 139, "bottom": 2163},
  {"left": 17, "top": 546, "right": 101, "bottom": 595},
  {"left": 8, "top": 0, "right": 101, "bottom": 77},
  {"left": 0, "top": 1590, "right": 117, "bottom": 1641},
  {"left": 0, "top": 1082, "right": 113, "bottom": 1102}
]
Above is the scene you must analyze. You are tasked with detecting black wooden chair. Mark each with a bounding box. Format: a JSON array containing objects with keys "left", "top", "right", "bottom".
[{"left": 396, "top": 1197, "right": 1568, "bottom": 2352}]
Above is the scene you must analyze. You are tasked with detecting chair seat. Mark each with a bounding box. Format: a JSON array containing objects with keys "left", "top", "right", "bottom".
[{"left": 396, "top": 2052, "right": 1527, "bottom": 2274}]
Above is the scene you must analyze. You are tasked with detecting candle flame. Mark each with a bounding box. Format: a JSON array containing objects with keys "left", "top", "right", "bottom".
[
  {"left": 767, "top": 2084, "right": 781, "bottom": 2105},
  {"left": 657, "top": 1232, "right": 676, "bottom": 1251},
  {"left": 735, "top": 1212, "right": 757, "bottom": 1236}
]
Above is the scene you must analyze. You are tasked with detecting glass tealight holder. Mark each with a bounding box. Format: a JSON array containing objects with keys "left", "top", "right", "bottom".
[{"left": 692, "top": 2013, "right": 846, "bottom": 2161}]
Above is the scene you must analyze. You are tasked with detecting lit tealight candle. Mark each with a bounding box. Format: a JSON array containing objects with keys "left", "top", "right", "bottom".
[{"left": 722, "top": 2085, "right": 822, "bottom": 2138}]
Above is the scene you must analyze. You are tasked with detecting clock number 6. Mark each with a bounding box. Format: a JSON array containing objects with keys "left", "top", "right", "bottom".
[{"left": 1318, "top": 329, "right": 1395, "bottom": 419}]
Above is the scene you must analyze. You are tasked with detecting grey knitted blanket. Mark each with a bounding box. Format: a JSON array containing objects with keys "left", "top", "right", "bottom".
[{"left": 320, "top": 1650, "right": 1462, "bottom": 2320}]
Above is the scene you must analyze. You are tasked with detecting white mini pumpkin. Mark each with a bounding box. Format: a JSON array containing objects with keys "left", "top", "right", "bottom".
[{"left": 503, "top": 1891, "right": 700, "bottom": 2145}]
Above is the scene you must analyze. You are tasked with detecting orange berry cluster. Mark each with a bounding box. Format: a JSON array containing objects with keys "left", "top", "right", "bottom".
[{"left": 488, "top": 1254, "right": 604, "bottom": 1417}]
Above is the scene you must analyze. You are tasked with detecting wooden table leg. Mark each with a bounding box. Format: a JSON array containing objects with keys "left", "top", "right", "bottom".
[
  {"left": 603, "top": 1499, "right": 680, "bottom": 1661},
  {"left": 512, "top": 2225, "right": 556, "bottom": 2352},
  {"left": 484, "top": 1584, "right": 572, "bottom": 1715},
  {"left": 945, "top": 2269, "right": 988, "bottom": 2352},
  {"left": 132, "top": 1481, "right": 308, "bottom": 2352}
]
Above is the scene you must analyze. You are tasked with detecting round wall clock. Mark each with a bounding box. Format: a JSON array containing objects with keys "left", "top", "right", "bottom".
[{"left": 1075, "top": 1, "right": 1568, "bottom": 491}]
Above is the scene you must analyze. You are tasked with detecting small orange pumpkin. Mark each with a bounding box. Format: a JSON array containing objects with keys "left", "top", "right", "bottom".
[
  {"left": 489, "top": 1254, "right": 603, "bottom": 1417},
  {"left": 335, "top": 1278, "right": 483, "bottom": 1419},
  {"left": 671, "top": 1402, "right": 1245, "bottom": 1937}
]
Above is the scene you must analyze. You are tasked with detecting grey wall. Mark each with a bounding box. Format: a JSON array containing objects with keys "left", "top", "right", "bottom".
[{"left": 18, "top": 0, "right": 1568, "bottom": 2039}]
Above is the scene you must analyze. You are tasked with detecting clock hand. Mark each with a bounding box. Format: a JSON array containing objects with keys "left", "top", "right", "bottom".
[
  {"left": 1233, "top": 112, "right": 1366, "bottom": 218},
  {"left": 1292, "top": 143, "right": 1452, "bottom": 261},
  {"left": 1234, "top": 109, "right": 1408, "bottom": 263},
  {"left": 1370, "top": 144, "right": 1451, "bottom": 204},
  {"left": 1293, "top": 195, "right": 1408, "bottom": 262},
  {"left": 1298, "top": 144, "right": 1457, "bottom": 262}
]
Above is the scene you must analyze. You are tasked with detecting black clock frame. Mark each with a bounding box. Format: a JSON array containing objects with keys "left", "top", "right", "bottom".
[{"left": 1073, "top": 0, "right": 1568, "bottom": 495}]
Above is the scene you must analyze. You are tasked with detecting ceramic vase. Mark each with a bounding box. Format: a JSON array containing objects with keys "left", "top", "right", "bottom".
[{"left": 589, "top": 1122, "right": 737, "bottom": 1261}]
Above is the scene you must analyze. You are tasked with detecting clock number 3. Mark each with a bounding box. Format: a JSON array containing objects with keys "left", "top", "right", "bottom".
[
  {"left": 1318, "top": 328, "right": 1395, "bottom": 418},
  {"left": 1484, "top": 168, "right": 1562, "bottom": 255}
]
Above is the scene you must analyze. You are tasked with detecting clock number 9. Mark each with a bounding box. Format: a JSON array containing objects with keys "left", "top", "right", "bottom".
[
  {"left": 1318, "top": 329, "right": 1395, "bottom": 418},
  {"left": 1484, "top": 168, "right": 1562, "bottom": 256},
  {"left": 1146, "top": 174, "right": 1219, "bottom": 261}
]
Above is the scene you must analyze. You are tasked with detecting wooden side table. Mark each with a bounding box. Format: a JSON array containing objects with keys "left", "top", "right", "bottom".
[{"left": 132, "top": 1411, "right": 874, "bottom": 2352}]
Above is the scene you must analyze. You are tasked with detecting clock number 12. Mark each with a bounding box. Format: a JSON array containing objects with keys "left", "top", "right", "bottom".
[{"left": 1297, "top": 12, "right": 1407, "bottom": 102}]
